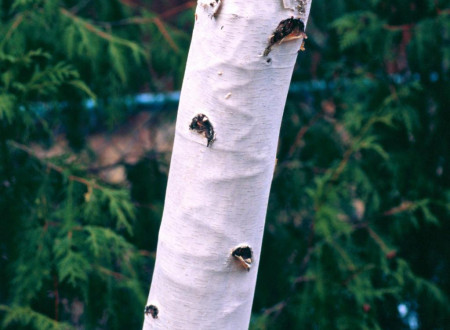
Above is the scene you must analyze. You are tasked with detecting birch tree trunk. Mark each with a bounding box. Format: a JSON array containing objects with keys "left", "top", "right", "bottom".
[{"left": 143, "top": 1, "right": 311, "bottom": 329}]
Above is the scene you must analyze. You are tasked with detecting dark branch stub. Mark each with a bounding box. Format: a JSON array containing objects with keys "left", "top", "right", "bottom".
[
  {"left": 263, "top": 16, "right": 307, "bottom": 56},
  {"left": 144, "top": 305, "right": 159, "bottom": 319},
  {"left": 189, "top": 114, "right": 216, "bottom": 147},
  {"left": 232, "top": 245, "right": 253, "bottom": 272},
  {"left": 199, "top": 0, "right": 222, "bottom": 18}
]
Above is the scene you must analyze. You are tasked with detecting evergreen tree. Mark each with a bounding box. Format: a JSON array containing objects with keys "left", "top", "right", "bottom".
[
  {"left": 252, "top": 0, "right": 450, "bottom": 329},
  {"left": 0, "top": 1, "right": 188, "bottom": 328}
]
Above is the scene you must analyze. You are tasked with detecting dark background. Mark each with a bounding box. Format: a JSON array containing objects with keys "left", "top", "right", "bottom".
[{"left": 0, "top": 0, "right": 449, "bottom": 329}]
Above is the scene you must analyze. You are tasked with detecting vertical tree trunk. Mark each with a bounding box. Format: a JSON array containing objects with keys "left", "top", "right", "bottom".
[{"left": 143, "top": 1, "right": 311, "bottom": 329}]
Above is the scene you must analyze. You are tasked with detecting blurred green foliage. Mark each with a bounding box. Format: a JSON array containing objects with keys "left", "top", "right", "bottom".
[
  {"left": 0, "top": 0, "right": 449, "bottom": 329},
  {"left": 253, "top": 0, "right": 450, "bottom": 329},
  {"left": 0, "top": 0, "right": 185, "bottom": 328}
]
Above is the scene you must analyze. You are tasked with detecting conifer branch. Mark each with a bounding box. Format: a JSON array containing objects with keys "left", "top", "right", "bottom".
[
  {"left": 7, "top": 141, "right": 102, "bottom": 191},
  {"left": 262, "top": 222, "right": 375, "bottom": 318},
  {"left": 59, "top": 8, "right": 148, "bottom": 56},
  {"left": 288, "top": 111, "right": 323, "bottom": 157},
  {"left": 262, "top": 301, "right": 287, "bottom": 317},
  {"left": 383, "top": 201, "right": 414, "bottom": 216},
  {"left": 366, "top": 226, "right": 394, "bottom": 256},
  {"left": 331, "top": 147, "right": 354, "bottom": 182},
  {"left": 85, "top": 15, "right": 181, "bottom": 52},
  {"left": 152, "top": 17, "right": 180, "bottom": 53},
  {"left": 1, "top": 13, "right": 24, "bottom": 48},
  {"left": 96, "top": 265, "right": 126, "bottom": 280},
  {"left": 342, "top": 264, "right": 376, "bottom": 286},
  {"left": 330, "top": 116, "right": 382, "bottom": 182},
  {"left": 159, "top": 1, "right": 196, "bottom": 19}
]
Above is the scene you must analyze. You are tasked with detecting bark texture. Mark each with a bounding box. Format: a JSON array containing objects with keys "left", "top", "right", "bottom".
[{"left": 144, "top": 1, "right": 311, "bottom": 329}]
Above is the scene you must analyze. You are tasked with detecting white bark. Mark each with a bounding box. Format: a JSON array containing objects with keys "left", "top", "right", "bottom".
[{"left": 143, "top": 1, "right": 311, "bottom": 329}]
